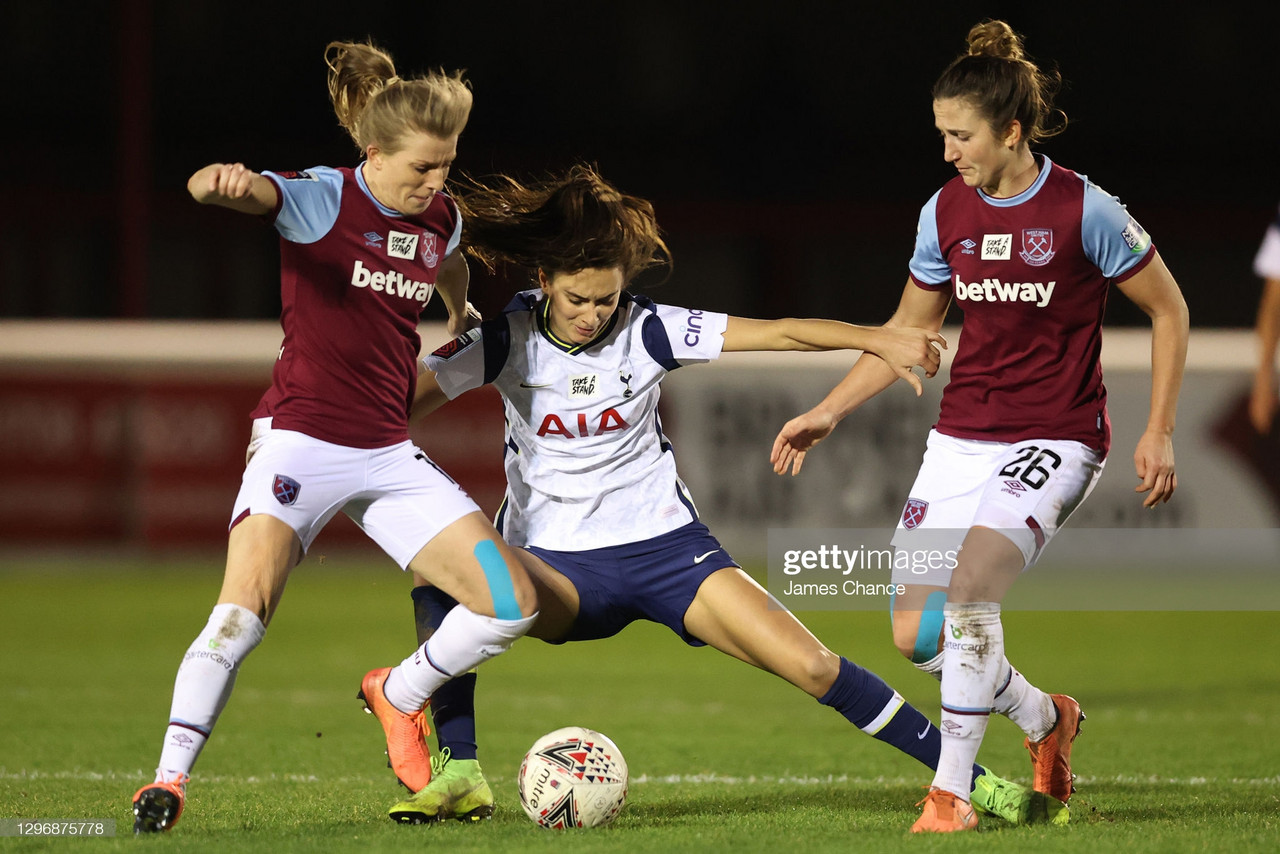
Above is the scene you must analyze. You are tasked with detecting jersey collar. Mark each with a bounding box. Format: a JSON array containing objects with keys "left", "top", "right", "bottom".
[
  {"left": 535, "top": 295, "right": 622, "bottom": 355},
  {"left": 355, "top": 161, "right": 411, "bottom": 218},
  {"left": 979, "top": 154, "right": 1054, "bottom": 208}
]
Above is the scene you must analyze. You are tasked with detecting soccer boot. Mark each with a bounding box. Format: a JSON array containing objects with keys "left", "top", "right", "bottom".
[
  {"left": 911, "top": 788, "right": 978, "bottom": 833},
  {"left": 358, "top": 667, "right": 434, "bottom": 792},
  {"left": 132, "top": 774, "right": 188, "bottom": 834},
  {"left": 387, "top": 748, "right": 495, "bottom": 824},
  {"left": 969, "top": 765, "right": 1032, "bottom": 825},
  {"left": 1025, "top": 693, "right": 1084, "bottom": 806}
]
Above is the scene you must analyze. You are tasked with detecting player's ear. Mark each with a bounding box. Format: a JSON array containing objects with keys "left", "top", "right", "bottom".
[
  {"left": 1002, "top": 119, "right": 1023, "bottom": 149},
  {"left": 537, "top": 269, "right": 552, "bottom": 294}
]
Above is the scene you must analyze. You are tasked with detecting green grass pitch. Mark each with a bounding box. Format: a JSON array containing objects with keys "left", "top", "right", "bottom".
[{"left": 1, "top": 554, "right": 1277, "bottom": 852}]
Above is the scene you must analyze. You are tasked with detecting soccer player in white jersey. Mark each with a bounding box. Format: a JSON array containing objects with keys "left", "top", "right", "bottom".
[
  {"left": 772, "top": 20, "right": 1189, "bottom": 832},
  {"left": 131, "top": 41, "right": 539, "bottom": 834},
  {"left": 1249, "top": 203, "right": 1280, "bottom": 435},
  {"left": 386, "top": 164, "right": 1042, "bottom": 827}
]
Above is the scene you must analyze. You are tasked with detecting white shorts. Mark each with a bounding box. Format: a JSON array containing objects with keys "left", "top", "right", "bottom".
[
  {"left": 232, "top": 418, "right": 480, "bottom": 568},
  {"left": 889, "top": 429, "right": 1105, "bottom": 586}
]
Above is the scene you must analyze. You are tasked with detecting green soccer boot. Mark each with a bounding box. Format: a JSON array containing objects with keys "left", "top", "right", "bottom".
[
  {"left": 387, "top": 749, "right": 495, "bottom": 824},
  {"left": 971, "top": 764, "right": 1070, "bottom": 826}
]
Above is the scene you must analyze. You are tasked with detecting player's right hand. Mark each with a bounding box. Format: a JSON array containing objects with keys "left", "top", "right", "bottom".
[
  {"left": 771, "top": 409, "right": 838, "bottom": 476},
  {"left": 191, "top": 163, "right": 259, "bottom": 204}
]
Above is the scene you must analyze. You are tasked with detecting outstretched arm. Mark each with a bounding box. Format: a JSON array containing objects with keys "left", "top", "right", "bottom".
[
  {"left": 771, "top": 281, "right": 951, "bottom": 476},
  {"left": 721, "top": 316, "right": 946, "bottom": 396},
  {"left": 187, "top": 163, "right": 278, "bottom": 214},
  {"left": 1249, "top": 275, "right": 1280, "bottom": 434},
  {"left": 1115, "top": 252, "right": 1189, "bottom": 507}
]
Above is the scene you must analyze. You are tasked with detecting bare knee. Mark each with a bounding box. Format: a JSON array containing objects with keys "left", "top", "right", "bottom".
[
  {"left": 411, "top": 520, "right": 538, "bottom": 620},
  {"left": 220, "top": 514, "right": 301, "bottom": 624},
  {"left": 794, "top": 646, "right": 843, "bottom": 697}
]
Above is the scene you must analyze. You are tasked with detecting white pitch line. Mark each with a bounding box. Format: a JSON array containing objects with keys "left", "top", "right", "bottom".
[{"left": 3, "top": 769, "right": 1279, "bottom": 786}]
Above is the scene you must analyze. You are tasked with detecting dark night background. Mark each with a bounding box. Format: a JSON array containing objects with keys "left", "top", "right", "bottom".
[{"left": 3, "top": 0, "right": 1278, "bottom": 327}]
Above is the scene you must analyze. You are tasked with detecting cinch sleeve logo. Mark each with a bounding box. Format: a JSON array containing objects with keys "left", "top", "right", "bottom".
[
  {"left": 682, "top": 310, "right": 705, "bottom": 346},
  {"left": 953, "top": 274, "right": 1056, "bottom": 307}
]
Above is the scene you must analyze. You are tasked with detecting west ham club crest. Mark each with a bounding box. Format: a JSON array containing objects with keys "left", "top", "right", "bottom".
[
  {"left": 273, "top": 474, "right": 301, "bottom": 506},
  {"left": 1019, "top": 228, "right": 1055, "bottom": 267},
  {"left": 421, "top": 233, "right": 439, "bottom": 268},
  {"left": 901, "top": 497, "right": 928, "bottom": 529}
]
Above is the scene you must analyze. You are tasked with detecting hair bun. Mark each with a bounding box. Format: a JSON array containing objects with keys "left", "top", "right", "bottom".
[{"left": 966, "top": 19, "right": 1025, "bottom": 62}]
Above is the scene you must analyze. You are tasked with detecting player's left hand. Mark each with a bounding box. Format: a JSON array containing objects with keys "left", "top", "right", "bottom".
[
  {"left": 1134, "top": 428, "right": 1177, "bottom": 507},
  {"left": 446, "top": 301, "right": 482, "bottom": 338},
  {"left": 872, "top": 327, "right": 946, "bottom": 397},
  {"left": 771, "top": 409, "right": 838, "bottom": 476}
]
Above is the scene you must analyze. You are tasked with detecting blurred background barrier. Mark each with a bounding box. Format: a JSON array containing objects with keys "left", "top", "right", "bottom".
[
  {"left": 662, "top": 329, "right": 1280, "bottom": 562},
  {"left": 0, "top": 322, "right": 1274, "bottom": 558},
  {"left": 0, "top": 321, "right": 503, "bottom": 552}
]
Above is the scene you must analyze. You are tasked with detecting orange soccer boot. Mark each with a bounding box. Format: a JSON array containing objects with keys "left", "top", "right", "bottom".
[
  {"left": 1025, "top": 693, "right": 1085, "bottom": 805},
  {"left": 911, "top": 788, "right": 979, "bottom": 833},
  {"left": 358, "top": 667, "right": 434, "bottom": 792},
  {"left": 132, "top": 774, "right": 188, "bottom": 834}
]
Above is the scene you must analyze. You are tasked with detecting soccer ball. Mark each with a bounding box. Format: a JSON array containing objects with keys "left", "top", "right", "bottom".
[{"left": 518, "top": 726, "right": 628, "bottom": 828}]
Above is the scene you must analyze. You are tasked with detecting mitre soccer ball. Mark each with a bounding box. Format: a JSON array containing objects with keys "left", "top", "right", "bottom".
[{"left": 518, "top": 726, "right": 628, "bottom": 828}]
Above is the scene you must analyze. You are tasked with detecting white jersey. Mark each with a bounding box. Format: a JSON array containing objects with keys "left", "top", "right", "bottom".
[
  {"left": 1254, "top": 204, "right": 1280, "bottom": 280},
  {"left": 424, "top": 290, "right": 728, "bottom": 550}
]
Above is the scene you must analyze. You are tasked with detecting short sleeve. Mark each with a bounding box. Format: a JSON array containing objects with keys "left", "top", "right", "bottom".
[
  {"left": 640, "top": 303, "right": 729, "bottom": 370},
  {"left": 262, "top": 166, "right": 344, "bottom": 245},
  {"left": 423, "top": 327, "right": 488, "bottom": 399},
  {"left": 907, "top": 190, "right": 951, "bottom": 287},
  {"left": 1080, "top": 180, "right": 1154, "bottom": 280},
  {"left": 1253, "top": 210, "right": 1280, "bottom": 280}
]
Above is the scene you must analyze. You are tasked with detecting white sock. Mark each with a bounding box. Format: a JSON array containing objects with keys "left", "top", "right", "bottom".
[
  {"left": 384, "top": 606, "right": 537, "bottom": 712},
  {"left": 933, "top": 602, "right": 1004, "bottom": 801},
  {"left": 990, "top": 660, "right": 1059, "bottom": 741},
  {"left": 156, "top": 603, "right": 265, "bottom": 781},
  {"left": 925, "top": 649, "right": 1057, "bottom": 742}
]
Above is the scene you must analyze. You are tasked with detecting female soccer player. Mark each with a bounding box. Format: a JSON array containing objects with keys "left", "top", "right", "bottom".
[
  {"left": 388, "top": 165, "right": 1038, "bottom": 827},
  {"left": 771, "top": 19, "right": 1189, "bottom": 832},
  {"left": 131, "top": 41, "right": 538, "bottom": 834},
  {"left": 1249, "top": 202, "right": 1280, "bottom": 435}
]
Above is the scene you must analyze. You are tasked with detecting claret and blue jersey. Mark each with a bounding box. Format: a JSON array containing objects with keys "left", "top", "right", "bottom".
[
  {"left": 425, "top": 290, "right": 729, "bottom": 552},
  {"left": 252, "top": 164, "right": 463, "bottom": 448},
  {"left": 909, "top": 156, "right": 1157, "bottom": 455}
]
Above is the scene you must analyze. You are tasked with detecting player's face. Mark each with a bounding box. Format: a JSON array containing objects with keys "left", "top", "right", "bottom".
[
  {"left": 933, "top": 98, "right": 1020, "bottom": 196},
  {"left": 539, "top": 267, "right": 624, "bottom": 344},
  {"left": 363, "top": 131, "right": 458, "bottom": 215}
]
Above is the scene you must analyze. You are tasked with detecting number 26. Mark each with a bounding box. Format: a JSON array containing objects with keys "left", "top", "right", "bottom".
[{"left": 998, "top": 445, "right": 1062, "bottom": 489}]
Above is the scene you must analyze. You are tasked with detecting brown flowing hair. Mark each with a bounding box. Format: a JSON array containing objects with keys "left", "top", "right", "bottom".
[{"left": 455, "top": 165, "right": 671, "bottom": 283}]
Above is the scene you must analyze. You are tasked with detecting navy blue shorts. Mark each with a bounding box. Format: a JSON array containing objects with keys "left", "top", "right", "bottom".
[{"left": 526, "top": 521, "right": 739, "bottom": 647}]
